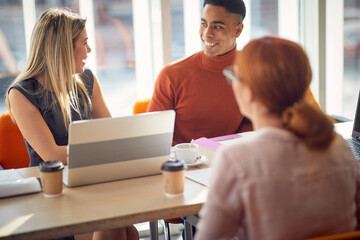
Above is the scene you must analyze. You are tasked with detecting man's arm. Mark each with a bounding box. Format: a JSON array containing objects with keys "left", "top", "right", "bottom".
[{"left": 147, "top": 67, "right": 175, "bottom": 112}]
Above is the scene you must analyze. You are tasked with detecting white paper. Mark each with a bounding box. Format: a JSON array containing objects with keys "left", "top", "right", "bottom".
[
  {"left": 0, "top": 169, "right": 41, "bottom": 198},
  {"left": 185, "top": 168, "right": 211, "bottom": 187}
]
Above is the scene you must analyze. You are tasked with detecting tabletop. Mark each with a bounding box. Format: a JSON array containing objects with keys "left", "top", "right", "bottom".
[
  {"left": 0, "top": 122, "right": 353, "bottom": 240},
  {"left": 0, "top": 167, "right": 208, "bottom": 240}
]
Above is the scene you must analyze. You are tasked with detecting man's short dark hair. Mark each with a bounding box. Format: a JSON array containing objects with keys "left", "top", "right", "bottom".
[{"left": 203, "top": 0, "right": 246, "bottom": 23}]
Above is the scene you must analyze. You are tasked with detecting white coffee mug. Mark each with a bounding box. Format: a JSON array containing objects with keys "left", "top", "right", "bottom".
[{"left": 173, "top": 143, "right": 199, "bottom": 164}]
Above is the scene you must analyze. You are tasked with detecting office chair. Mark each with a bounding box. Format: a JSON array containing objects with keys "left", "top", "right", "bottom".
[
  {"left": 133, "top": 97, "right": 152, "bottom": 115},
  {"left": 0, "top": 111, "right": 30, "bottom": 169},
  {"left": 133, "top": 97, "right": 179, "bottom": 239},
  {"left": 306, "top": 230, "right": 360, "bottom": 240}
]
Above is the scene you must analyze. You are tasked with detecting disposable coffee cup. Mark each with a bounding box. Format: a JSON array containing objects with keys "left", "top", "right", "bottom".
[
  {"left": 174, "top": 143, "right": 199, "bottom": 164},
  {"left": 39, "top": 161, "right": 64, "bottom": 197},
  {"left": 161, "top": 160, "right": 187, "bottom": 197}
]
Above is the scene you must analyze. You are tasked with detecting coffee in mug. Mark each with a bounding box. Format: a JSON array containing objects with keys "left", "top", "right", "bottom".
[
  {"left": 39, "top": 161, "right": 64, "bottom": 197},
  {"left": 161, "top": 160, "right": 187, "bottom": 197},
  {"left": 174, "top": 143, "right": 199, "bottom": 164}
]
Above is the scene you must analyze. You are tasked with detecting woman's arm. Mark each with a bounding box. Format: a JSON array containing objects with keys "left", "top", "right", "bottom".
[
  {"left": 8, "top": 89, "right": 68, "bottom": 164},
  {"left": 91, "top": 73, "right": 111, "bottom": 119}
]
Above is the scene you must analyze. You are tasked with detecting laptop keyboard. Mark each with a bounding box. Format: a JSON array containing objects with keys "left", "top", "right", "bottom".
[{"left": 346, "top": 138, "right": 360, "bottom": 161}]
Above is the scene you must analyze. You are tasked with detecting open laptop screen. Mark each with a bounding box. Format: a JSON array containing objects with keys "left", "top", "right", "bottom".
[{"left": 352, "top": 91, "right": 360, "bottom": 140}]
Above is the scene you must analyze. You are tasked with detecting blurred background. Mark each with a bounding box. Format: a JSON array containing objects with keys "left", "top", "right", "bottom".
[{"left": 0, "top": 0, "right": 359, "bottom": 120}]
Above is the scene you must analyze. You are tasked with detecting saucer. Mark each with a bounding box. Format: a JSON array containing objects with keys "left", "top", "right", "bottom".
[{"left": 186, "top": 154, "right": 208, "bottom": 167}]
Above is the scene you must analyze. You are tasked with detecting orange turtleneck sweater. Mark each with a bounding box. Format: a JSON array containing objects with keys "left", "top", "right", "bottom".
[{"left": 147, "top": 48, "right": 251, "bottom": 145}]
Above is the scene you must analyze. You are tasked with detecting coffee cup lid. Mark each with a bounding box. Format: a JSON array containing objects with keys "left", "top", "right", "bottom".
[
  {"left": 161, "top": 160, "right": 187, "bottom": 171},
  {"left": 39, "top": 161, "right": 64, "bottom": 172}
]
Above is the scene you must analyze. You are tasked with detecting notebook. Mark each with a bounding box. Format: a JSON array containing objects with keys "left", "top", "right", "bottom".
[
  {"left": 63, "top": 110, "right": 175, "bottom": 187},
  {"left": 346, "top": 91, "right": 360, "bottom": 161}
]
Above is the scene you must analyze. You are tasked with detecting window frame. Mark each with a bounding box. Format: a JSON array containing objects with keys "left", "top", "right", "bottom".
[{"left": 13, "top": 0, "right": 349, "bottom": 118}]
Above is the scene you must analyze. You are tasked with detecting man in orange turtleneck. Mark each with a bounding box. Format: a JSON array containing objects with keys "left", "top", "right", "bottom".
[
  {"left": 148, "top": 0, "right": 249, "bottom": 145},
  {"left": 147, "top": 0, "right": 317, "bottom": 145}
]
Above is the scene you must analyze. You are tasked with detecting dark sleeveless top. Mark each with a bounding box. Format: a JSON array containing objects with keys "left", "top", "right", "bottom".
[{"left": 10, "top": 69, "right": 94, "bottom": 167}]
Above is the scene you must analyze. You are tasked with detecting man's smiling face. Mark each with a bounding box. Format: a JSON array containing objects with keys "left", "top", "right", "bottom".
[{"left": 199, "top": 4, "right": 243, "bottom": 57}]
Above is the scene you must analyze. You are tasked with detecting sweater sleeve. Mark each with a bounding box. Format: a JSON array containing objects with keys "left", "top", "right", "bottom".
[
  {"left": 195, "top": 149, "right": 245, "bottom": 240},
  {"left": 147, "top": 66, "right": 175, "bottom": 112}
]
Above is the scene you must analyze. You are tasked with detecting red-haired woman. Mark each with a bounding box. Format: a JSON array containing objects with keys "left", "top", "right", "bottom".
[{"left": 195, "top": 37, "right": 360, "bottom": 240}]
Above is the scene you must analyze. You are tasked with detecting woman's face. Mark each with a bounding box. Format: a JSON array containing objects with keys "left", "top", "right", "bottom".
[{"left": 73, "top": 28, "right": 91, "bottom": 74}]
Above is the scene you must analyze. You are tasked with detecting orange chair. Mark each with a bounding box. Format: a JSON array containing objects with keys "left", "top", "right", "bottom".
[
  {"left": 306, "top": 230, "right": 360, "bottom": 240},
  {"left": 133, "top": 97, "right": 151, "bottom": 115},
  {"left": 0, "top": 111, "right": 30, "bottom": 169},
  {"left": 133, "top": 98, "right": 181, "bottom": 238}
]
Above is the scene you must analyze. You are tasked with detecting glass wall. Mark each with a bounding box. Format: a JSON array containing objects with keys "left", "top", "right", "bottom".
[
  {"left": 343, "top": 0, "right": 360, "bottom": 119},
  {"left": 93, "top": 0, "right": 185, "bottom": 116},
  {"left": 92, "top": 0, "right": 135, "bottom": 116},
  {"left": 171, "top": 0, "right": 185, "bottom": 60},
  {"left": 251, "top": 0, "right": 278, "bottom": 38},
  {"left": 0, "top": 1, "right": 25, "bottom": 75},
  {"left": 0, "top": 0, "right": 26, "bottom": 113},
  {"left": 35, "top": 0, "right": 79, "bottom": 14},
  {"left": 2, "top": 0, "right": 357, "bottom": 121},
  {"left": 0, "top": 0, "right": 186, "bottom": 117}
]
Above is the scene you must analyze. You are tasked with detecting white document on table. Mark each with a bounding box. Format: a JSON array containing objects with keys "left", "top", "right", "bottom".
[
  {"left": 185, "top": 168, "right": 211, "bottom": 187},
  {"left": 0, "top": 169, "right": 41, "bottom": 198}
]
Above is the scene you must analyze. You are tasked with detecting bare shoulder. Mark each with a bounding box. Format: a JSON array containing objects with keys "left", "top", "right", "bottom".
[
  {"left": 8, "top": 88, "right": 32, "bottom": 105},
  {"left": 8, "top": 88, "right": 38, "bottom": 120}
]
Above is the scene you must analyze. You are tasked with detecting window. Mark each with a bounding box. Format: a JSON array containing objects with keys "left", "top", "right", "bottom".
[
  {"left": 0, "top": 0, "right": 26, "bottom": 113},
  {"left": 237, "top": 0, "right": 280, "bottom": 49},
  {"left": 92, "top": 0, "right": 136, "bottom": 117},
  {"left": 1, "top": 0, "right": 355, "bottom": 121},
  {"left": 251, "top": 0, "right": 278, "bottom": 38},
  {"left": 171, "top": 0, "right": 185, "bottom": 60},
  {"left": 343, "top": 0, "right": 360, "bottom": 119},
  {"left": 35, "top": 0, "right": 79, "bottom": 14}
]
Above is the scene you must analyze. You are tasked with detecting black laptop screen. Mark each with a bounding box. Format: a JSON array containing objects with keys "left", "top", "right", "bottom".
[{"left": 352, "top": 91, "right": 360, "bottom": 139}]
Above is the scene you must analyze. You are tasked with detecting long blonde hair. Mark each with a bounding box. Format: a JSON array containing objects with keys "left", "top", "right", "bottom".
[{"left": 6, "top": 8, "right": 91, "bottom": 128}]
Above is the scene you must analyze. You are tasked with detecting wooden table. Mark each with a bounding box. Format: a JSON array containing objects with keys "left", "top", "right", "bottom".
[
  {"left": 1, "top": 122, "right": 352, "bottom": 240},
  {"left": 0, "top": 167, "right": 208, "bottom": 240}
]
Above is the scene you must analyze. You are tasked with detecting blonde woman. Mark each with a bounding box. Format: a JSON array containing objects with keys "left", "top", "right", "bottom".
[
  {"left": 195, "top": 37, "right": 360, "bottom": 240},
  {"left": 6, "top": 8, "right": 138, "bottom": 240}
]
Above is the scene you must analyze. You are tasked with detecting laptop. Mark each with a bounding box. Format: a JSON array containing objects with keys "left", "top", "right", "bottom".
[
  {"left": 346, "top": 91, "right": 360, "bottom": 161},
  {"left": 63, "top": 110, "right": 175, "bottom": 187}
]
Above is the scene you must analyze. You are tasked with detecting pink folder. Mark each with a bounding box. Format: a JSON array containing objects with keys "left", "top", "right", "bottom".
[{"left": 194, "top": 134, "right": 241, "bottom": 151}]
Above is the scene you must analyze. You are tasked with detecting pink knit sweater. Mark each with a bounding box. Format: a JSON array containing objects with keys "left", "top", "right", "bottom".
[{"left": 195, "top": 127, "right": 360, "bottom": 240}]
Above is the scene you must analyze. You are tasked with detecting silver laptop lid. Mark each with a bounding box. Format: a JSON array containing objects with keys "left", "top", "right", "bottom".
[{"left": 64, "top": 110, "right": 175, "bottom": 187}]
